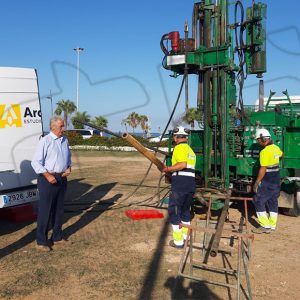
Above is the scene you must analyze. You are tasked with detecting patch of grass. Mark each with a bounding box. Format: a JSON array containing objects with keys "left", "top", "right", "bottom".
[
  {"left": 0, "top": 266, "right": 62, "bottom": 299},
  {"left": 0, "top": 287, "right": 14, "bottom": 299}
]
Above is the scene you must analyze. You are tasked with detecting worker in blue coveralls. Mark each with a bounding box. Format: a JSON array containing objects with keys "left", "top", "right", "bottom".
[
  {"left": 161, "top": 126, "right": 196, "bottom": 248},
  {"left": 252, "top": 128, "right": 283, "bottom": 234}
]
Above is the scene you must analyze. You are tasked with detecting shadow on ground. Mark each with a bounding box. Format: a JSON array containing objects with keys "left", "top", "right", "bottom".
[
  {"left": 165, "top": 276, "right": 223, "bottom": 300},
  {"left": 136, "top": 218, "right": 224, "bottom": 300},
  {"left": 0, "top": 178, "right": 121, "bottom": 259}
]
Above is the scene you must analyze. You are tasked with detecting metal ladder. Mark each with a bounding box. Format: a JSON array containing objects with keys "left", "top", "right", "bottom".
[{"left": 173, "top": 195, "right": 254, "bottom": 300}]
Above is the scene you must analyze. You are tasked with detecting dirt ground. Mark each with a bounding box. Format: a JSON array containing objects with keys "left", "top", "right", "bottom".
[{"left": 0, "top": 151, "right": 299, "bottom": 300}]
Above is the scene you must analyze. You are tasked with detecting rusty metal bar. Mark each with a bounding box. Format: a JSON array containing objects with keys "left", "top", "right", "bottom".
[
  {"left": 201, "top": 194, "right": 253, "bottom": 201},
  {"left": 210, "top": 195, "right": 230, "bottom": 257},
  {"left": 184, "top": 224, "right": 254, "bottom": 240},
  {"left": 202, "top": 197, "right": 212, "bottom": 258},
  {"left": 242, "top": 238, "right": 253, "bottom": 300},
  {"left": 236, "top": 237, "right": 242, "bottom": 300},
  {"left": 192, "top": 261, "right": 237, "bottom": 275},
  {"left": 177, "top": 272, "right": 238, "bottom": 289},
  {"left": 189, "top": 227, "right": 194, "bottom": 276}
]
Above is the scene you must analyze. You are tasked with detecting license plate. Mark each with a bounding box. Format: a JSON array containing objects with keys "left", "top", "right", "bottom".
[{"left": 0, "top": 188, "right": 39, "bottom": 208}]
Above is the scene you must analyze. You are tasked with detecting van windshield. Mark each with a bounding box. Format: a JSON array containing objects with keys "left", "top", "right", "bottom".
[{"left": 78, "top": 130, "right": 92, "bottom": 136}]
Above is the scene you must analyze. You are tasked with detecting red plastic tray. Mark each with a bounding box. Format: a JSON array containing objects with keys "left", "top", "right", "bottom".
[{"left": 125, "top": 209, "right": 164, "bottom": 220}]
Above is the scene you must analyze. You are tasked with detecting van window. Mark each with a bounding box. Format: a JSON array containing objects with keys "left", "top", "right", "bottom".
[
  {"left": 92, "top": 130, "right": 101, "bottom": 135},
  {"left": 79, "top": 130, "right": 92, "bottom": 137}
]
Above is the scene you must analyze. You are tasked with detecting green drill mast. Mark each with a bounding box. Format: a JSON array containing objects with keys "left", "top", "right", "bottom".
[{"left": 161, "top": 1, "right": 300, "bottom": 216}]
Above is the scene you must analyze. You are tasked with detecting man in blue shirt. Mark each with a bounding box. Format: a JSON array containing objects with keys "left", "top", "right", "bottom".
[{"left": 31, "top": 116, "right": 72, "bottom": 251}]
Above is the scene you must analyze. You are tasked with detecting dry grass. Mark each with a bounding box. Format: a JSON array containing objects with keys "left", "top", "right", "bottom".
[{"left": 0, "top": 151, "right": 299, "bottom": 299}]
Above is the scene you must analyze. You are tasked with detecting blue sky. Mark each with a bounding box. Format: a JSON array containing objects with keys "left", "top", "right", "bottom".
[{"left": 0, "top": 0, "right": 299, "bottom": 132}]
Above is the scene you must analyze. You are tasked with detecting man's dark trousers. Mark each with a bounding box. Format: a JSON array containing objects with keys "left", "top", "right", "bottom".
[
  {"left": 36, "top": 175, "right": 67, "bottom": 246},
  {"left": 168, "top": 191, "right": 194, "bottom": 225},
  {"left": 253, "top": 181, "right": 280, "bottom": 213}
]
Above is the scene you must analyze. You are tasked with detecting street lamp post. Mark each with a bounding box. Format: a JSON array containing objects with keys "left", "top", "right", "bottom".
[
  {"left": 73, "top": 47, "right": 84, "bottom": 111},
  {"left": 46, "top": 90, "right": 54, "bottom": 115}
]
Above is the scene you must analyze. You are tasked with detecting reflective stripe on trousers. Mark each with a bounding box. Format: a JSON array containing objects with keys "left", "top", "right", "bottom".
[
  {"left": 256, "top": 211, "right": 278, "bottom": 229},
  {"left": 181, "top": 221, "right": 190, "bottom": 240},
  {"left": 172, "top": 171, "right": 195, "bottom": 177},
  {"left": 172, "top": 224, "right": 184, "bottom": 246}
]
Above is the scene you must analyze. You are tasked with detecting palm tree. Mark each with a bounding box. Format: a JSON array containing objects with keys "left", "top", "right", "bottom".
[
  {"left": 121, "top": 118, "right": 128, "bottom": 132},
  {"left": 182, "top": 107, "right": 202, "bottom": 129},
  {"left": 71, "top": 111, "right": 91, "bottom": 129},
  {"left": 123, "top": 112, "right": 140, "bottom": 133},
  {"left": 91, "top": 116, "right": 108, "bottom": 128},
  {"left": 55, "top": 99, "right": 76, "bottom": 129},
  {"left": 138, "top": 115, "right": 149, "bottom": 138}
]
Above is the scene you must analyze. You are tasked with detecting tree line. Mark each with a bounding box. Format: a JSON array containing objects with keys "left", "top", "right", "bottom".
[
  {"left": 54, "top": 99, "right": 108, "bottom": 129},
  {"left": 54, "top": 99, "right": 203, "bottom": 133}
]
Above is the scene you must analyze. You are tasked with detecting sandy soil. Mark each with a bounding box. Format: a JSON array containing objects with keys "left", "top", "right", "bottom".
[{"left": 0, "top": 151, "right": 299, "bottom": 300}]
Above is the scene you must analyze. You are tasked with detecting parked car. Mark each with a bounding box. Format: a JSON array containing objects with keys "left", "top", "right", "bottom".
[
  {"left": 148, "top": 133, "right": 169, "bottom": 143},
  {"left": 66, "top": 129, "right": 102, "bottom": 139}
]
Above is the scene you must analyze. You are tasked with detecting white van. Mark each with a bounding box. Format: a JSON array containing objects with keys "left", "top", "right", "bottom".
[
  {"left": 66, "top": 129, "right": 102, "bottom": 139},
  {"left": 148, "top": 133, "right": 170, "bottom": 143},
  {"left": 0, "top": 67, "right": 43, "bottom": 208}
]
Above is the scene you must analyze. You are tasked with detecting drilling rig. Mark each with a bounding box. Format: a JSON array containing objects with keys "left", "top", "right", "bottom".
[{"left": 160, "top": 1, "right": 300, "bottom": 216}]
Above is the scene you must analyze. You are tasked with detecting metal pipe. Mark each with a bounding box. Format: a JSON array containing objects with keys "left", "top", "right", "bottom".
[
  {"left": 222, "top": 71, "right": 228, "bottom": 186},
  {"left": 212, "top": 70, "right": 218, "bottom": 176},
  {"left": 192, "top": 4, "right": 197, "bottom": 48},
  {"left": 209, "top": 195, "right": 230, "bottom": 257},
  {"left": 197, "top": 74, "right": 203, "bottom": 108},
  {"left": 197, "top": 5, "right": 204, "bottom": 110},
  {"left": 203, "top": 1, "right": 212, "bottom": 186},
  {"left": 213, "top": 124, "right": 218, "bottom": 176},
  {"left": 203, "top": 71, "right": 212, "bottom": 186},
  {"left": 184, "top": 21, "right": 189, "bottom": 113},
  {"left": 259, "top": 79, "right": 264, "bottom": 111}
]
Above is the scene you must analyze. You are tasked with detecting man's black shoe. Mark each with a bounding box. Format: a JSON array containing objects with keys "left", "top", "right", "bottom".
[{"left": 169, "top": 240, "right": 184, "bottom": 249}]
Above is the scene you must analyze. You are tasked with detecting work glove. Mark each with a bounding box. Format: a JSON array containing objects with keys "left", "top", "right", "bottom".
[{"left": 253, "top": 181, "right": 261, "bottom": 193}]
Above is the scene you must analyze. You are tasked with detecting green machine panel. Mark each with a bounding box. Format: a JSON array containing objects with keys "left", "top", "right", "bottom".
[{"left": 284, "top": 129, "right": 300, "bottom": 169}]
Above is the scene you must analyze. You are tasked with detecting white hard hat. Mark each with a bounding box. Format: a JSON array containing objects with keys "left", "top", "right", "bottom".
[
  {"left": 173, "top": 126, "right": 190, "bottom": 136},
  {"left": 255, "top": 128, "right": 271, "bottom": 140}
]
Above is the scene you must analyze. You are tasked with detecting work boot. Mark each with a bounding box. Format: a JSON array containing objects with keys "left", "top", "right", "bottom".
[
  {"left": 251, "top": 226, "right": 271, "bottom": 234},
  {"left": 169, "top": 240, "right": 184, "bottom": 249}
]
